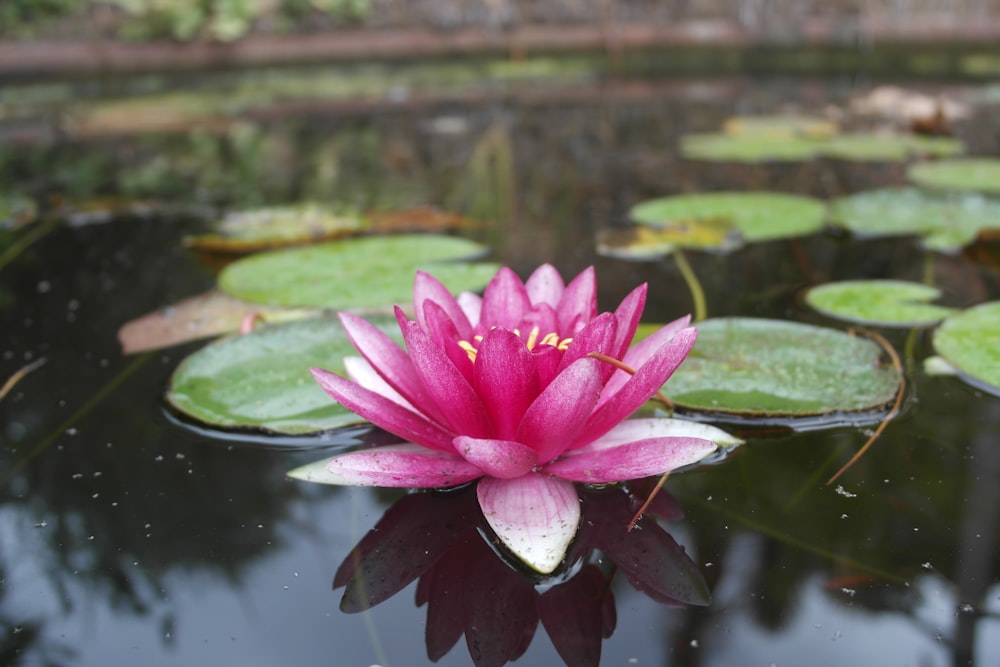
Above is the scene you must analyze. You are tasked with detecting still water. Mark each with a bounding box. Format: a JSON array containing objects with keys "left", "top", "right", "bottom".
[{"left": 2, "top": 70, "right": 999, "bottom": 666}]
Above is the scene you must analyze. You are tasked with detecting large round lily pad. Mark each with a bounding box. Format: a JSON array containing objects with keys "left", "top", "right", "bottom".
[
  {"left": 167, "top": 316, "right": 399, "bottom": 434},
  {"left": 680, "top": 133, "right": 822, "bottom": 163},
  {"left": 630, "top": 192, "right": 825, "bottom": 244},
  {"left": 664, "top": 318, "right": 902, "bottom": 417},
  {"left": 931, "top": 302, "right": 1000, "bottom": 394},
  {"left": 907, "top": 158, "right": 1000, "bottom": 196},
  {"left": 822, "top": 134, "right": 963, "bottom": 162},
  {"left": 185, "top": 203, "right": 365, "bottom": 253},
  {"left": 721, "top": 115, "right": 838, "bottom": 139},
  {"left": 806, "top": 280, "right": 956, "bottom": 327},
  {"left": 829, "top": 187, "right": 1000, "bottom": 252},
  {"left": 219, "top": 234, "right": 498, "bottom": 309}
]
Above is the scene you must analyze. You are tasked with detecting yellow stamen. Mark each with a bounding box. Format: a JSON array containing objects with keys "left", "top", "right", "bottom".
[
  {"left": 557, "top": 337, "right": 572, "bottom": 351},
  {"left": 525, "top": 326, "right": 540, "bottom": 350},
  {"left": 539, "top": 332, "right": 560, "bottom": 347},
  {"left": 457, "top": 340, "right": 478, "bottom": 362}
]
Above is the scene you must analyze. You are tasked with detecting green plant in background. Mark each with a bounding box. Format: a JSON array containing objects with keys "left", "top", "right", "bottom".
[{"left": 0, "top": 0, "right": 82, "bottom": 36}]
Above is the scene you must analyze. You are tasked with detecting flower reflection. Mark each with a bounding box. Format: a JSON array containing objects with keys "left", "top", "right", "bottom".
[
  {"left": 291, "top": 265, "right": 738, "bottom": 572},
  {"left": 334, "top": 482, "right": 709, "bottom": 667}
]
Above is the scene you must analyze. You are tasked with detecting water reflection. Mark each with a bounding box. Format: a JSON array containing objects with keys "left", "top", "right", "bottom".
[{"left": 335, "top": 481, "right": 708, "bottom": 667}]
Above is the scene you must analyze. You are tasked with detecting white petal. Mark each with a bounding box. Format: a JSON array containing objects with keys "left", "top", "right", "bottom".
[{"left": 573, "top": 417, "right": 742, "bottom": 454}]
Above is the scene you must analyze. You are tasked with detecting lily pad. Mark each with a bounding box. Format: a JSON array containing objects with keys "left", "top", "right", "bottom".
[
  {"left": 907, "top": 158, "right": 1000, "bottom": 196},
  {"left": 219, "top": 234, "right": 498, "bottom": 309},
  {"left": 829, "top": 187, "right": 1000, "bottom": 252},
  {"left": 630, "top": 192, "right": 825, "bottom": 244},
  {"left": 722, "top": 115, "right": 839, "bottom": 139},
  {"left": 1, "top": 194, "right": 37, "bottom": 229},
  {"left": 806, "top": 280, "right": 956, "bottom": 327},
  {"left": 184, "top": 204, "right": 365, "bottom": 253},
  {"left": 821, "top": 134, "right": 964, "bottom": 162},
  {"left": 664, "top": 318, "right": 902, "bottom": 417},
  {"left": 596, "top": 217, "right": 741, "bottom": 259},
  {"left": 167, "top": 315, "right": 400, "bottom": 434},
  {"left": 931, "top": 302, "right": 1000, "bottom": 394},
  {"left": 680, "top": 132, "right": 822, "bottom": 163}
]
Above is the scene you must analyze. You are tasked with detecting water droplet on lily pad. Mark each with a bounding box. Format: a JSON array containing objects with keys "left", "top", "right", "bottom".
[
  {"left": 806, "top": 280, "right": 955, "bottom": 327},
  {"left": 664, "top": 318, "right": 902, "bottom": 419}
]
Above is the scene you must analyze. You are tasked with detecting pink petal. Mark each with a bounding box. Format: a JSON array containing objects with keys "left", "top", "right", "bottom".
[
  {"left": 401, "top": 320, "right": 494, "bottom": 438},
  {"left": 413, "top": 270, "right": 474, "bottom": 340},
  {"left": 531, "top": 345, "right": 563, "bottom": 390},
  {"left": 477, "top": 474, "right": 581, "bottom": 574},
  {"left": 601, "top": 315, "right": 692, "bottom": 407},
  {"left": 517, "top": 357, "right": 603, "bottom": 463},
  {"left": 421, "top": 299, "right": 475, "bottom": 383},
  {"left": 524, "top": 264, "right": 565, "bottom": 308},
  {"left": 311, "top": 367, "right": 455, "bottom": 452},
  {"left": 515, "top": 303, "right": 560, "bottom": 345},
  {"left": 556, "top": 311, "right": 618, "bottom": 376},
  {"left": 543, "top": 437, "right": 717, "bottom": 483},
  {"left": 453, "top": 436, "right": 538, "bottom": 478},
  {"left": 557, "top": 266, "right": 597, "bottom": 335},
  {"left": 343, "top": 356, "right": 415, "bottom": 410},
  {"left": 574, "top": 327, "right": 697, "bottom": 448},
  {"left": 573, "top": 418, "right": 743, "bottom": 453},
  {"left": 610, "top": 283, "right": 647, "bottom": 359},
  {"left": 473, "top": 328, "right": 540, "bottom": 439},
  {"left": 288, "top": 443, "right": 483, "bottom": 487},
  {"left": 479, "top": 267, "right": 531, "bottom": 330},
  {"left": 457, "top": 291, "right": 482, "bottom": 327}
]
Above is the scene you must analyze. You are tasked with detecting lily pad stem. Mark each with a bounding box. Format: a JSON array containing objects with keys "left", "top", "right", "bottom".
[
  {"left": 673, "top": 249, "right": 707, "bottom": 322},
  {"left": 825, "top": 329, "right": 904, "bottom": 486},
  {"left": 0, "top": 358, "right": 46, "bottom": 402}
]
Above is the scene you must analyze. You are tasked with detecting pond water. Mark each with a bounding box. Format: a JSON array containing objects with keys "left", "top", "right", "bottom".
[{"left": 2, "top": 69, "right": 1000, "bottom": 666}]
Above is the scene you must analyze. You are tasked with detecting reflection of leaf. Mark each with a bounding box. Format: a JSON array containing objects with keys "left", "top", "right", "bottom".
[
  {"left": 932, "top": 302, "right": 1000, "bottom": 394},
  {"left": 664, "top": 318, "right": 902, "bottom": 418},
  {"left": 118, "top": 289, "right": 314, "bottom": 354},
  {"left": 184, "top": 204, "right": 365, "bottom": 253},
  {"left": 630, "top": 192, "right": 825, "bottom": 243},
  {"left": 806, "top": 280, "right": 956, "bottom": 327},
  {"left": 829, "top": 187, "right": 1000, "bottom": 252},
  {"left": 167, "top": 316, "right": 399, "bottom": 434},
  {"left": 908, "top": 158, "right": 1000, "bottom": 196},
  {"left": 596, "top": 218, "right": 741, "bottom": 259},
  {"left": 219, "top": 234, "right": 498, "bottom": 309}
]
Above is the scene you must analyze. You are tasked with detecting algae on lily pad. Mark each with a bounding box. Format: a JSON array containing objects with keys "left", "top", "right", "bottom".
[
  {"left": 930, "top": 302, "right": 1000, "bottom": 394},
  {"left": 664, "top": 318, "right": 902, "bottom": 418},
  {"left": 185, "top": 203, "right": 366, "bottom": 253},
  {"left": 629, "top": 192, "right": 825, "bottom": 245},
  {"left": 806, "top": 280, "right": 956, "bottom": 327},
  {"left": 167, "top": 316, "right": 400, "bottom": 434},
  {"left": 829, "top": 187, "right": 1000, "bottom": 252},
  {"left": 822, "top": 134, "right": 964, "bottom": 162},
  {"left": 908, "top": 158, "right": 1000, "bottom": 196},
  {"left": 219, "top": 234, "right": 498, "bottom": 309}
]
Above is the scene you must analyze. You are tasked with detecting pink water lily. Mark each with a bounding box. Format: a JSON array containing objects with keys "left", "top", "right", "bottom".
[{"left": 289, "top": 264, "right": 739, "bottom": 573}]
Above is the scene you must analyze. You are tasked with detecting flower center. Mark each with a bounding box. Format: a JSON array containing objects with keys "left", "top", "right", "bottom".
[{"left": 457, "top": 326, "right": 572, "bottom": 362}]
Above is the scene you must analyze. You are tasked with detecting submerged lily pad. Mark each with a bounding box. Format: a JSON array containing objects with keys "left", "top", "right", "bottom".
[
  {"left": 664, "top": 318, "right": 901, "bottom": 417},
  {"left": 907, "top": 158, "right": 1000, "bottom": 196},
  {"left": 822, "top": 134, "right": 963, "bottom": 162},
  {"left": 630, "top": 192, "right": 825, "bottom": 244},
  {"left": 931, "top": 302, "right": 1000, "bottom": 394},
  {"left": 185, "top": 204, "right": 365, "bottom": 253},
  {"left": 219, "top": 234, "right": 498, "bottom": 309},
  {"left": 167, "top": 316, "right": 399, "bottom": 434},
  {"left": 806, "top": 280, "right": 956, "bottom": 327},
  {"left": 829, "top": 187, "right": 1000, "bottom": 252}
]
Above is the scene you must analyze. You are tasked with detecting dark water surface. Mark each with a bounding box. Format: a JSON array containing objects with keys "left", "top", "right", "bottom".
[{"left": 2, "top": 72, "right": 1000, "bottom": 666}]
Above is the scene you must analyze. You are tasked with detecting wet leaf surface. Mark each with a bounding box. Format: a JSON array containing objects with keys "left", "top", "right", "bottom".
[
  {"left": 664, "top": 318, "right": 902, "bottom": 418},
  {"left": 166, "top": 315, "right": 401, "bottom": 434},
  {"left": 931, "top": 302, "right": 1000, "bottom": 394},
  {"left": 806, "top": 280, "right": 956, "bottom": 327},
  {"left": 218, "top": 234, "right": 498, "bottom": 309}
]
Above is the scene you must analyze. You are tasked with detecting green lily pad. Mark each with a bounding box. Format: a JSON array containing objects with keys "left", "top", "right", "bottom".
[
  {"left": 185, "top": 203, "right": 366, "bottom": 253},
  {"left": 219, "top": 234, "right": 498, "bottom": 309},
  {"left": 721, "top": 115, "right": 838, "bottom": 139},
  {"left": 829, "top": 187, "right": 1000, "bottom": 252},
  {"left": 821, "top": 134, "right": 964, "bottom": 162},
  {"left": 664, "top": 318, "right": 902, "bottom": 417},
  {"left": 907, "top": 158, "right": 1000, "bottom": 196},
  {"left": 680, "top": 132, "right": 823, "bottom": 163},
  {"left": 931, "top": 302, "right": 1000, "bottom": 394},
  {"left": 596, "top": 217, "right": 741, "bottom": 259},
  {"left": 630, "top": 192, "right": 825, "bottom": 244},
  {"left": 806, "top": 280, "right": 956, "bottom": 327},
  {"left": 167, "top": 315, "right": 399, "bottom": 434}
]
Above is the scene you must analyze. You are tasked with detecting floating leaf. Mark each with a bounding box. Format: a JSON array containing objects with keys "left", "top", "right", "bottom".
[
  {"left": 1, "top": 194, "right": 37, "bottom": 230},
  {"left": 118, "top": 290, "right": 315, "bottom": 354},
  {"left": 630, "top": 192, "right": 825, "bottom": 244},
  {"left": 722, "top": 115, "right": 838, "bottom": 139},
  {"left": 680, "top": 133, "right": 822, "bottom": 163},
  {"left": 829, "top": 187, "right": 1000, "bottom": 252},
  {"left": 907, "top": 158, "right": 1000, "bottom": 196},
  {"left": 821, "top": 134, "right": 963, "bottom": 162},
  {"left": 596, "top": 218, "right": 741, "bottom": 259},
  {"left": 219, "top": 234, "right": 498, "bottom": 309},
  {"left": 167, "top": 316, "right": 399, "bottom": 434},
  {"left": 806, "top": 280, "right": 956, "bottom": 327},
  {"left": 664, "top": 318, "right": 901, "bottom": 418},
  {"left": 367, "top": 207, "right": 480, "bottom": 234},
  {"left": 931, "top": 302, "right": 1000, "bottom": 394},
  {"left": 184, "top": 204, "right": 365, "bottom": 253}
]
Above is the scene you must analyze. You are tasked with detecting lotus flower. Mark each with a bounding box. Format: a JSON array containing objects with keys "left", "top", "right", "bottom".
[{"left": 289, "top": 264, "right": 739, "bottom": 573}]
